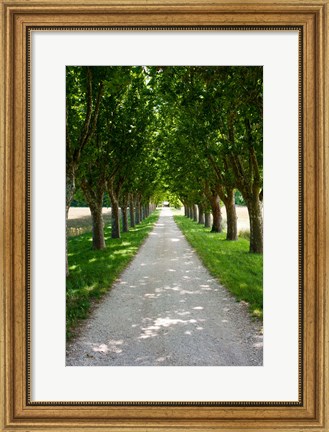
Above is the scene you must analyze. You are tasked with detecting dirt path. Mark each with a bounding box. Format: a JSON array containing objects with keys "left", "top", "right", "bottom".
[{"left": 66, "top": 208, "right": 263, "bottom": 366}]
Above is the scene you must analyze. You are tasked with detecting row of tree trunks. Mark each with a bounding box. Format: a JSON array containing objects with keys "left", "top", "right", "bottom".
[
  {"left": 185, "top": 205, "right": 192, "bottom": 219},
  {"left": 184, "top": 189, "right": 238, "bottom": 239},
  {"left": 185, "top": 197, "right": 238, "bottom": 238},
  {"left": 78, "top": 176, "right": 157, "bottom": 255},
  {"left": 185, "top": 199, "right": 209, "bottom": 228},
  {"left": 143, "top": 204, "right": 150, "bottom": 218},
  {"left": 182, "top": 178, "right": 240, "bottom": 241},
  {"left": 184, "top": 199, "right": 222, "bottom": 233},
  {"left": 86, "top": 197, "right": 155, "bottom": 251},
  {"left": 112, "top": 199, "right": 156, "bottom": 240},
  {"left": 122, "top": 200, "right": 153, "bottom": 234}
]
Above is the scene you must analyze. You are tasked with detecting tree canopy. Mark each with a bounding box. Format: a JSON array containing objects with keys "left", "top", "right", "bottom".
[{"left": 66, "top": 65, "right": 263, "bottom": 271}]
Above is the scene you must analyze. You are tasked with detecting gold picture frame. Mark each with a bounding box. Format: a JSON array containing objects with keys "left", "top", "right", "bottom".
[{"left": 1, "top": 1, "right": 328, "bottom": 430}]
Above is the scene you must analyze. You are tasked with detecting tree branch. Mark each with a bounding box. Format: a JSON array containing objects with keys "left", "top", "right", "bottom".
[{"left": 74, "top": 68, "right": 105, "bottom": 162}]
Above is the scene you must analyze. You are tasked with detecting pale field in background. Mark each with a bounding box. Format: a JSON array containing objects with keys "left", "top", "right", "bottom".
[
  {"left": 171, "top": 206, "right": 250, "bottom": 231},
  {"left": 68, "top": 207, "right": 112, "bottom": 219}
]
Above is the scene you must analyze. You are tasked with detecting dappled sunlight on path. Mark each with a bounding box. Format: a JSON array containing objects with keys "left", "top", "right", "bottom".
[{"left": 66, "top": 208, "right": 263, "bottom": 366}]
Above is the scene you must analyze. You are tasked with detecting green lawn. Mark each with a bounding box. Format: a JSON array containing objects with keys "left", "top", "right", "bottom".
[
  {"left": 66, "top": 211, "right": 160, "bottom": 339},
  {"left": 174, "top": 215, "right": 263, "bottom": 320}
]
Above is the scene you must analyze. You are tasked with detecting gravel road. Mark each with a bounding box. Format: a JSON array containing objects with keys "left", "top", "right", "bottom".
[{"left": 66, "top": 208, "right": 263, "bottom": 366}]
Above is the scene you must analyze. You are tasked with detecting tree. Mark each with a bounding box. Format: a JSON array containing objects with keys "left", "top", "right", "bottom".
[
  {"left": 66, "top": 67, "right": 104, "bottom": 214},
  {"left": 73, "top": 66, "right": 160, "bottom": 242},
  {"left": 78, "top": 132, "right": 107, "bottom": 250},
  {"left": 185, "top": 66, "right": 263, "bottom": 249},
  {"left": 152, "top": 66, "right": 225, "bottom": 233},
  {"left": 104, "top": 66, "right": 157, "bottom": 237},
  {"left": 74, "top": 67, "right": 132, "bottom": 246},
  {"left": 66, "top": 67, "right": 104, "bottom": 273},
  {"left": 67, "top": 65, "right": 263, "bottom": 265},
  {"left": 212, "top": 67, "right": 263, "bottom": 252}
]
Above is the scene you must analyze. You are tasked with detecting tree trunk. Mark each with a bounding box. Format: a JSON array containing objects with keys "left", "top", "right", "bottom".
[
  {"left": 228, "top": 127, "right": 263, "bottom": 252},
  {"left": 80, "top": 179, "right": 106, "bottom": 249},
  {"left": 129, "top": 197, "right": 135, "bottom": 228},
  {"left": 246, "top": 194, "right": 263, "bottom": 253},
  {"left": 121, "top": 206, "right": 129, "bottom": 233},
  {"left": 204, "top": 182, "right": 222, "bottom": 232},
  {"left": 111, "top": 200, "right": 120, "bottom": 238},
  {"left": 119, "top": 194, "right": 129, "bottom": 233},
  {"left": 139, "top": 201, "right": 143, "bottom": 222},
  {"left": 198, "top": 204, "right": 205, "bottom": 224},
  {"left": 210, "top": 194, "right": 222, "bottom": 233},
  {"left": 108, "top": 188, "right": 121, "bottom": 239},
  {"left": 65, "top": 163, "right": 76, "bottom": 277},
  {"left": 223, "top": 188, "right": 238, "bottom": 241},
  {"left": 65, "top": 207, "right": 70, "bottom": 277},
  {"left": 193, "top": 204, "right": 198, "bottom": 222},
  {"left": 204, "top": 211, "right": 211, "bottom": 228},
  {"left": 135, "top": 198, "right": 141, "bottom": 224},
  {"left": 90, "top": 206, "right": 105, "bottom": 249},
  {"left": 66, "top": 163, "right": 76, "bottom": 216},
  {"left": 185, "top": 206, "right": 190, "bottom": 218}
]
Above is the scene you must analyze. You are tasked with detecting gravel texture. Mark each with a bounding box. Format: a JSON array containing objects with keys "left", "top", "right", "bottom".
[{"left": 66, "top": 208, "right": 263, "bottom": 366}]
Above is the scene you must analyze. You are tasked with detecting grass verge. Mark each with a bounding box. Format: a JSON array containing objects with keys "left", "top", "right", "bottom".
[
  {"left": 174, "top": 215, "right": 263, "bottom": 320},
  {"left": 66, "top": 211, "right": 160, "bottom": 339}
]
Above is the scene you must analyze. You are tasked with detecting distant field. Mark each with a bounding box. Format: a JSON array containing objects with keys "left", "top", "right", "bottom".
[
  {"left": 172, "top": 206, "right": 251, "bottom": 231},
  {"left": 68, "top": 207, "right": 111, "bottom": 219},
  {"left": 67, "top": 208, "right": 112, "bottom": 237},
  {"left": 230, "top": 206, "right": 250, "bottom": 231}
]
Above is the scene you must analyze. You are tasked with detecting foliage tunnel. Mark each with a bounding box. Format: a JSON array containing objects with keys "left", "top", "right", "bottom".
[{"left": 66, "top": 65, "right": 263, "bottom": 275}]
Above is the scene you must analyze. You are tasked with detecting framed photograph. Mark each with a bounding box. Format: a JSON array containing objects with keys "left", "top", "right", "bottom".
[{"left": 1, "top": 1, "right": 328, "bottom": 431}]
